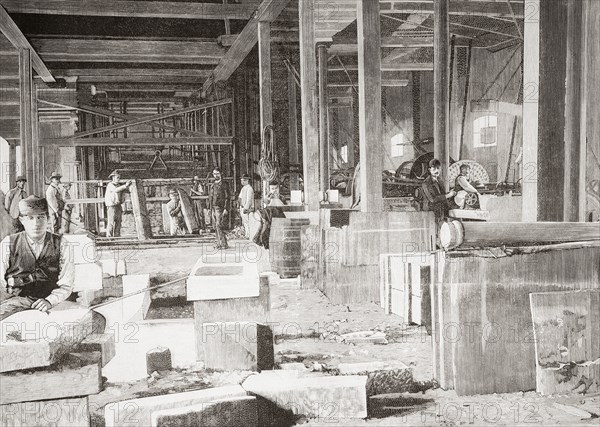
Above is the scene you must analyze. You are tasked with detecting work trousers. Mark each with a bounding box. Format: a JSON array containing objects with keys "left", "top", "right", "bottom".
[
  {"left": 62, "top": 209, "right": 72, "bottom": 234},
  {"left": 211, "top": 207, "right": 228, "bottom": 248},
  {"left": 106, "top": 205, "right": 122, "bottom": 237},
  {"left": 0, "top": 296, "right": 35, "bottom": 321},
  {"left": 49, "top": 211, "right": 62, "bottom": 234},
  {"left": 239, "top": 208, "right": 250, "bottom": 239}
]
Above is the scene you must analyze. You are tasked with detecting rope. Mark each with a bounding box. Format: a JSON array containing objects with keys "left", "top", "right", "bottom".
[{"left": 258, "top": 125, "right": 279, "bottom": 184}]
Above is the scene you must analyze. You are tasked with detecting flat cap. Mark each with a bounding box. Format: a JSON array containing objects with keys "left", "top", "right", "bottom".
[
  {"left": 15, "top": 175, "right": 27, "bottom": 183},
  {"left": 19, "top": 195, "right": 48, "bottom": 215}
]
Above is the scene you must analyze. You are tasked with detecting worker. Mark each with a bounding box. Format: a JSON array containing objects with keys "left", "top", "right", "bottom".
[
  {"left": 190, "top": 175, "right": 207, "bottom": 231},
  {"left": 61, "top": 183, "right": 74, "bottom": 234},
  {"left": 104, "top": 170, "right": 132, "bottom": 237},
  {"left": 0, "top": 196, "right": 74, "bottom": 321},
  {"left": 453, "top": 164, "right": 481, "bottom": 209},
  {"left": 4, "top": 176, "right": 27, "bottom": 233},
  {"left": 208, "top": 167, "right": 230, "bottom": 250},
  {"left": 166, "top": 189, "right": 187, "bottom": 236},
  {"left": 265, "top": 181, "right": 285, "bottom": 207},
  {"left": 46, "top": 171, "right": 65, "bottom": 234},
  {"left": 421, "top": 159, "right": 456, "bottom": 223},
  {"left": 238, "top": 173, "right": 254, "bottom": 239}
]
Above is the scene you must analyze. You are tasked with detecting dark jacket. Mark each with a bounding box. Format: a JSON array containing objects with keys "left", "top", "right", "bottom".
[
  {"left": 421, "top": 175, "right": 450, "bottom": 222},
  {"left": 5, "top": 231, "right": 61, "bottom": 299},
  {"left": 208, "top": 180, "right": 230, "bottom": 210}
]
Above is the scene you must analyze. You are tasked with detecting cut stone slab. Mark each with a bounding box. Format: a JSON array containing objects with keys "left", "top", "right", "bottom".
[
  {"left": 201, "top": 322, "right": 274, "bottom": 371},
  {"left": 73, "top": 261, "right": 103, "bottom": 292},
  {"left": 279, "top": 362, "right": 308, "bottom": 371},
  {"left": 62, "top": 233, "right": 97, "bottom": 265},
  {"left": 336, "top": 361, "right": 414, "bottom": 395},
  {"left": 151, "top": 396, "right": 258, "bottom": 427},
  {"left": 100, "top": 259, "right": 127, "bottom": 277},
  {"left": 0, "top": 396, "right": 90, "bottom": 427},
  {"left": 0, "top": 304, "right": 96, "bottom": 373},
  {"left": 146, "top": 346, "right": 172, "bottom": 375},
  {"left": 104, "top": 385, "right": 247, "bottom": 427},
  {"left": 95, "top": 274, "right": 150, "bottom": 327},
  {"left": 78, "top": 332, "right": 116, "bottom": 367},
  {"left": 242, "top": 373, "right": 368, "bottom": 419},
  {"left": 339, "top": 331, "right": 388, "bottom": 345},
  {"left": 0, "top": 351, "right": 102, "bottom": 405},
  {"left": 187, "top": 253, "right": 260, "bottom": 301}
]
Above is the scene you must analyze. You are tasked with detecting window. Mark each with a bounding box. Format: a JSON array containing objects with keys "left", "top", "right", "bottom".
[
  {"left": 473, "top": 115, "right": 497, "bottom": 148},
  {"left": 340, "top": 144, "right": 348, "bottom": 163},
  {"left": 391, "top": 133, "right": 404, "bottom": 157}
]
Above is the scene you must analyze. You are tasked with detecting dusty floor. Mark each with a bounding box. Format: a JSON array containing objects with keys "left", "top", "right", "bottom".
[{"left": 91, "top": 243, "right": 600, "bottom": 426}]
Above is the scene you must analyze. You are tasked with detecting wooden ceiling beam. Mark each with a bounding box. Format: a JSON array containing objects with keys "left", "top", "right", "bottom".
[
  {"left": 0, "top": 0, "right": 261, "bottom": 20},
  {"left": 202, "top": 0, "right": 292, "bottom": 96},
  {"left": 0, "top": 6, "right": 54, "bottom": 82},
  {"left": 52, "top": 69, "right": 212, "bottom": 79},
  {"left": 379, "top": 0, "right": 524, "bottom": 18},
  {"left": 218, "top": 31, "right": 299, "bottom": 47},
  {"left": 75, "top": 75, "right": 209, "bottom": 84},
  {"left": 41, "top": 137, "right": 233, "bottom": 147},
  {"left": 328, "top": 63, "right": 434, "bottom": 71},
  {"left": 92, "top": 83, "right": 201, "bottom": 92},
  {"left": 29, "top": 38, "right": 225, "bottom": 64}
]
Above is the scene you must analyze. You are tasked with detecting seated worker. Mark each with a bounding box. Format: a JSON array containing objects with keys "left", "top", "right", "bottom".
[
  {"left": 453, "top": 164, "right": 481, "bottom": 209},
  {"left": 421, "top": 159, "right": 456, "bottom": 224},
  {"left": 265, "top": 182, "right": 286, "bottom": 207},
  {"left": 166, "top": 189, "right": 187, "bottom": 236},
  {"left": 253, "top": 182, "right": 286, "bottom": 249},
  {"left": 0, "top": 196, "right": 74, "bottom": 321}
]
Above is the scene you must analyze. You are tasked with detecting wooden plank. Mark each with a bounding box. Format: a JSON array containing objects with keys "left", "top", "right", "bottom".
[
  {"left": 434, "top": 0, "right": 450, "bottom": 192},
  {"left": 177, "top": 188, "right": 199, "bottom": 234},
  {"left": 129, "top": 180, "right": 152, "bottom": 240},
  {"left": 42, "top": 137, "right": 232, "bottom": 147},
  {"left": 522, "top": 0, "right": 539, "bottom": 221},
  {"left": 53, "top": 68, "right": 212, "bottom": 78},
  {"left": 19, "top": 49, "right": 34, "bottom": 192},
  {"left": 0, "top": 352, "right": 102, "bottom": 405},
  {"left": 202, "top": 0, "right": 291, "bottom": 95},
  {"left": 357, "top": 0, "right": 383, "bottom": 212},
  {"left": 460, "top": 222, "right": 600, "bottom": 247},
  {"left": 318, "top": 44, "right": 329, "bottom": 195},
  {"left": 379, "top": 0, "right": 524, "bottom": 18},
  {"left": 299, "top": 0, "right": 320, "bottom": 210},
  {"left": 0, "top": 6, "right": 54, "bottom": 82},
  {"left": 1, "top": 0, "right": 259, "bottom": 19},
  {"left": 0, "top": 396, "right": 89, "bottom": 427}
]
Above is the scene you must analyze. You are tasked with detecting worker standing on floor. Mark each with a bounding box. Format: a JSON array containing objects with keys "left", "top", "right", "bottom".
[
  {"left": 421, "top": 159, "right": 456, "bottom": 224},
  {"left": 46, "top": 171, "right": 65, "bottom": 234},
  {"left": 166, "top": 189, "right": 187, "bottom": 236},
  {"left": 238, "top": 173, "right": 254, "bottom": 239},
  {"left": 61, "top": 183, "right": 73, "bottom": 234},
  {"left": 208, "top": 167, "right": 230, "bottom": 249},
  {"left": 4, "top": 176, "right": 27, "bottom": 233},
  {"left": 104, "top": 170, "right": 133, "bottom": 237},
  {"left": 0, "top": 196, "right": 74, "bottom": 321},
  {"left": 190, "top": 175, "right": 207, "bottom": 232}
]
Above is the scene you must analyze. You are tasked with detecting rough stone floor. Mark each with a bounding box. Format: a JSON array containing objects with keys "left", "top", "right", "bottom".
[{"left": 91, "top": 243, "right": 600, "bottom": 426}]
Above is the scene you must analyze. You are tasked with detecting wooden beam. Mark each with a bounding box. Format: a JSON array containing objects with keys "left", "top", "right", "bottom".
[
  {"left": 318, "top": 44, "right": 329, "bottom": 195},
  {"left": 218, "top": 32, "right": 298, "bottom": 47},
  {"left": 61, "top": 98, "right": 231, "bottom": 140},
  {"left": 52, "top": 68, "right": 212, "bottom": 78},
  {"left": 288, "top": 68, "right": 299, "bottom": 191},
  {"left": 7, "top": 139, "right": 16, "bottom": 186},
  {"left": 358, "top": 0, "right": 383, "bottom": 212},
  {"left": 522, "top": 0, "right": 538, "bottom": 222},
  {"left": 91, "top": 83, "right": 201, "bottom": 92},
  {"left": 258, "top": 21, "right": 273, "bottom": 198},
  {"left": 299, "top": 0, "right": 320, "bottom": 210},
  {"left": 470, "top": 100, "right": 522, "bottom": 116},
  {"left": 328, "top": 63, "right": 434, "bottom": 72},
  {"left": 379, "top": 0, "right": 524, "bottom": 18},
  {"left": 41, "top": 137, "right": 233, "bottom": 147},
  {"left": 0, "top": 0, "right": 260, "bottom": 20},
  {"left": 0, "top": 6, "right": 54, "bottom": 82},
  {"left": 434, "top": 0, "right": 450, "bottom": 192},
  {"left": 29, "top": 39, "right": 225, "bottom": 64},
  {"left": 201, "top": 0, "right": 292, "bottom": 96},
  {"left": 19, "top": 49, "right": 34, "bottom": 192},
  {"left": 328, "top": 79, "right": 410, "bottom": 87},
  {"left": 75, "top": 75, "right": 210, "bottom": 84}
]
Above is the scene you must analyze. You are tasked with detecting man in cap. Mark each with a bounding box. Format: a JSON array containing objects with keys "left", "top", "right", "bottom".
[
  {"left": 61, "top": 183, "right": 73, "bottom": 233},
  {"left": 46, "top": 172, "right": 65, "bottom": 234},
  {"left": 166, "top": 189, "right": 187, "bottom": 236},
  {"left": 0, "top": 196, "right": 74, "bottom": 321},
  {"left": 104, "top": 170, "right": 133, "bottom": 237},
  {"left": 238, "top": 173, "right": 254, "bottom": 239},
  {"left": 4, "top": 176, "right": 27, "bottom": 233},
  {"left": 207, "top": 167, "right": 230, "bottom": 249},
  {"left": 421, "top": 159, "right": 456, "bottom": 223},
  {"left": 190, "top": 175, "right": 207, "bottom": 231}
]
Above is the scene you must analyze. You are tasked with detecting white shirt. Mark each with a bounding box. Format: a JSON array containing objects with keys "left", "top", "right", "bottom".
[
  {"left": 238, "top": 184, "right": 254, "bottom": 211},
  {"left": 0, "top": 233, "right": 75, "bottom": 307},
  {"left": 46, "top": 183, "right": 64, "bottom": 214},
  {"left": 104, "top": 182, "right": 128, "bottom": 207}
]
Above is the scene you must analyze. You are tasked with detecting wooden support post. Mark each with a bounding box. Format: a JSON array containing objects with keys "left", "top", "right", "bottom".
[
  {"left": 563, "top": 0, "right": 583, "bottom": 222},
  {"left": 8, "top": 141, "right": 16, "bottom": 188},
  {"left": 31, "top": 81, "right": 40, "bottom": 194},
  {"left": 318, "top": 44, "right": 330, "bottom": 196},
  {"left": 522, "top": 0, "right": 539, "bottom": 221},
  {"left": 288, "top": 67, "right": 300, "bottom": 191},
  {"left": 357, "top": 0, "right": 383, "bottom": 212},
  {"left": 433, "top": 0, "right": 450, "bottom": 192},
  {"left": 258, "top": 21, "right": 273, "bottom": 199},
  {"left": 18, "top": 48, "right": 33, "bottom": 194},
  {"left": 299, "top": 0, "right": 320, "bottom": 211}
]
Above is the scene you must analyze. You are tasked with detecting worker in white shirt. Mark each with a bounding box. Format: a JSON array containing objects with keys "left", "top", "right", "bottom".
[
  {"left": 238, "top": 174, "right": 254, "bottom": 239},
  {"left": 104, "top": 170, "right": 132, "bottom": 237},
  {"left": 0, "top": 196, "right": 74, "bottom": 321},
  {"left": 4, "top": 175, "right": 27, "bottom": 233},
  {"left": 46, "top": 171, "right": 65, "bottom": 234}
]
